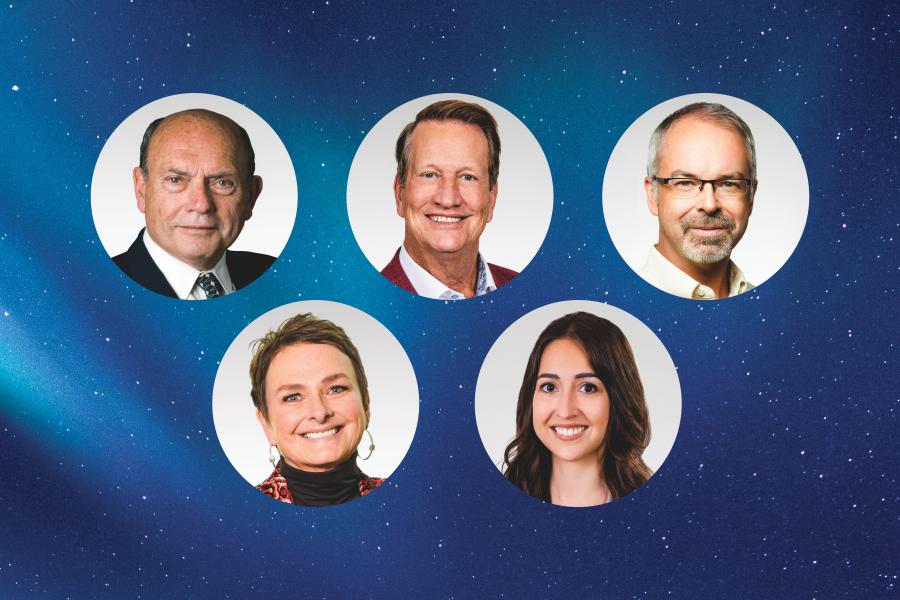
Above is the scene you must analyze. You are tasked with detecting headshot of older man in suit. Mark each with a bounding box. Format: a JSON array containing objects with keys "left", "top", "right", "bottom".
[{"left": 113, "top": 108, "right": 274, "bottom": 299}]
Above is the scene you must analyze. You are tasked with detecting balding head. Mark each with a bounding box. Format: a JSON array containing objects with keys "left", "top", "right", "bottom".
[{"left": 139, "top": 109, "right": 256, "bottom": 183}]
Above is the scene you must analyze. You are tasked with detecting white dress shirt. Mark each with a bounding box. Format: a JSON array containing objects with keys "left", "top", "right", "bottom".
[
  {"left": 143, "top": 230, "right": 235, "bottom": 300},
  {"left": 398, "top": 245, "right": 497, "bottom": 300},
  {"left": 637, "top": 246, "right": 753, "bottom": 300}
]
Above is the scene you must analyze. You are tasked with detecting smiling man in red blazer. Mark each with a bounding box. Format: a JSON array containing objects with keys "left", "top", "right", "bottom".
[{"left": 381, "top": 100, "right": 518, "bottom": 300}]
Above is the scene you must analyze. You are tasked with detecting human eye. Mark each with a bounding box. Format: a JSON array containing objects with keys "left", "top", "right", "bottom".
[
  {"left": 718, "top": 179, "right": 748, "bottom": 194},
  {"left": 210, "top": 178, "right": 236, "bottom": 193},
  {"left": 671, "top": 178, "right": 697, "bottom": 190},
  {"left": 326, "top": 384, "right": 348, "bottom": 395},
  {"left": 283, "top": 393, "right": 302, "bottom": 403},
  {"left": 538, "top": 382, "right": 557, "bottom": 393},
  {"left": 460, "top": 173, "right": 477, "bottom": 182},
  {"left": 578, "top": 382, "right": 598, "bottom": 393},
  {"left": 420, "top": 171, "right": 439, "bottom": 179}
]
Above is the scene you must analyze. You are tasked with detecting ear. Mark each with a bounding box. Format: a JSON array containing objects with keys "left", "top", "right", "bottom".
[
  {"left": 133, "top": 167, "right": 147, "bottom": 213},
  {"left": 748, "top": 180, "right": 757, "bottom": 216},
  {"left": 243, "top": 175, "right": 263, "bottom": 220},
  {"left": 256, "top": 409, "right": 275, "bottom": 445},
  {"left": 644, "top": 176, "right": 659, "bottom": 217},
  {"left": 393, "top": 174, "right": 405, "bottom": 218},
  {"left": 485, "top": 182, "right": 498, "bottom": 224}
]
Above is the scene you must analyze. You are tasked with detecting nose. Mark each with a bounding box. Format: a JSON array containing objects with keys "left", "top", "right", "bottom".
[
  {"left": 695, "top": 181, "right": 721, "bottom": 213},
  {"left": 186, "top": 178, "right": 215, "bottom": 213},
  {"left": 555, "top": 386, "right": 579, "bottom": 419},
  {"left": 307, "top": 393, "right": 334, "bottom": 422},
  {"left": 434, "top": 176, "right": 461, "bottom": 208}
]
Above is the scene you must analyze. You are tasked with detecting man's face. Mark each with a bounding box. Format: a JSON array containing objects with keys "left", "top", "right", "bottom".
[
  {"left": 394, "top": 120, "right": 497, "bottom": 260},
  {"left": 133, "top": 114, "right": 262, "bottom": 271},
  {"left": 644, "top": 115, "right": 755, "bottom": 271}
]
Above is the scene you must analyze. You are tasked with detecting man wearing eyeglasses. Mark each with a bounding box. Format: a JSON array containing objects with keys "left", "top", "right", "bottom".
[{"left": 639, "top": 102, "right": 757, "bottom": 300}]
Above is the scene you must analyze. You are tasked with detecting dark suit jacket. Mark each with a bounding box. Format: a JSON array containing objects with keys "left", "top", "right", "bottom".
[
  {"left": 380, "top": 247, "right": 518, "bottom": 295},
  {"left": 112, "top": 230, "right": 275, "bottom": 298}
]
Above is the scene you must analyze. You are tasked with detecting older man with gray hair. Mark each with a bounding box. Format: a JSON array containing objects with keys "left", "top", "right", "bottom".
[{"left": 639, "top": 102, "right": 757, "bottom": 300}]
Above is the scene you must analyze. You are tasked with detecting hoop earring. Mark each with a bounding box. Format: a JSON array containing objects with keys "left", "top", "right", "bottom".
[
  {"left": 268, "top": 444, "right": 281, "bottom": 468},
  {"left": 359, "top": 429, "right": 375, "bottom": 460}
]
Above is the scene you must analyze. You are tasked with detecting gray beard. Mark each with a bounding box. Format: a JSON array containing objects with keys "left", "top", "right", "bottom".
[{"left": 679, "top": 215, "right": 736, "bottom": 264}]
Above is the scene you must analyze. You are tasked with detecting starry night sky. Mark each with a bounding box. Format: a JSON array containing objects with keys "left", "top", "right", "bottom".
[{"left": 1, "top": 2, "right": 897, "bottom": 598}]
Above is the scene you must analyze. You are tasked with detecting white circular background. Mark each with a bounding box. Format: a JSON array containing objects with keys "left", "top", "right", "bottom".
[
  {"left": 602, "top": 93, "right": 808, "bottom": 291},
  {"left": 92, "top": 92, "right": 297, "bottom": 258},
  {"left": 212, "top": 301, "right": 419, "bottom": 485},
  {"left": 475, "top": 300, "right": 681, "bottom": 477},
  {"left": 347, "top": 92, "right": 553, "bottom": 275}
]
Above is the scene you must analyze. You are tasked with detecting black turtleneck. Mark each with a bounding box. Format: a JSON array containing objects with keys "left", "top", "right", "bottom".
[{"left": 278, "top": 454, "right": 367, "bottom": 507}]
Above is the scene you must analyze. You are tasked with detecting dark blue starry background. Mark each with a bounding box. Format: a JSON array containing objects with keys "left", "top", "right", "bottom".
[{"left": 1, "top": 2, "right": 897, "bottom": 598}]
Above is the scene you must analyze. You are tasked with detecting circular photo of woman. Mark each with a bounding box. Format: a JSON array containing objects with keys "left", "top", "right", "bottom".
[
  {"left": 475, "top": 301, "right": 681, "bottom": 508},
  {"left": 213, "top": 301, "right": 419, "bottom": 507}
]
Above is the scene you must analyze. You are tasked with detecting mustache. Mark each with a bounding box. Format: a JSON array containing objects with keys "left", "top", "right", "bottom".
[{"left": 681, "top": 214, "right": 735, "bottom": 233}]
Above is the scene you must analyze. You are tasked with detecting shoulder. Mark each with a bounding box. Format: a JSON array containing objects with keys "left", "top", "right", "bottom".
[
  {"left": 359, "top": 477, "right": 385, "bottom": 496},
  {"left": 112, "top": 230, "right": 149, "bottom": 269},
  {"left": 226, "top": 250, "right": 276, "bottom": 272},
  {"left": 487, "top": 263, "right": 519, "bottom": 287},
  {"left": 226, "top": 250, "right": 276, "bottom": 289},
  {"left": 380, "top": 248, "right": 416, "bottom": 293},
  {"left": 257, "top": 469, "right": 294, "bottom": 503},
  {"left": 112, "top": 231, "right": 178, "bottom": 298}
]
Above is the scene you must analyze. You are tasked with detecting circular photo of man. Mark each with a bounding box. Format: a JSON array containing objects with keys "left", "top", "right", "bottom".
[
  {"left": 92, "top": 93, "right": 297, "bottom": 300},
  {"left": 603, "top": 93, "right": 808, "bottom": 300},
  {"left": 348, "top": 93, "right": 553, "bottom": 301}
]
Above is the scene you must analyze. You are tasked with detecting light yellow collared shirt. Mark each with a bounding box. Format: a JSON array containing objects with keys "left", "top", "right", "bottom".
[{"left": 637, "top": 246, "right": 753, "bottom": 300}]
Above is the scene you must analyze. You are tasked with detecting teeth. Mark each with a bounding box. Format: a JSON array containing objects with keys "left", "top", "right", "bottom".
[
  {"left": 430, "top": 215, "right": 462, "bottom": 223},
  {"left": 553, "top": 426, "right": 586, "bottom": 437},
  {"left": 302, "top": 428, "right": 338, "bottom": 439}
]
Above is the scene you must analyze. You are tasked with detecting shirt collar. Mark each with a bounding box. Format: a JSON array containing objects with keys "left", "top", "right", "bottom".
[
  {"left": 398, "top": 245, "right": 497, "bottom": 300},
  {"left": 143, "top": 230, "right": 234, "bottom": 299},
  {"left": 638, "top": 246, "right": 753, "bottom": 300}
]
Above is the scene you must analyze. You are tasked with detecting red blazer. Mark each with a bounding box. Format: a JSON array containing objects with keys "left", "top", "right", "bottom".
[
  {"left": 257, "top": 468, "right": 384, "bottom": 505},
  {"left": 380, "top": 248, "right": 518, "bottom": 295}
]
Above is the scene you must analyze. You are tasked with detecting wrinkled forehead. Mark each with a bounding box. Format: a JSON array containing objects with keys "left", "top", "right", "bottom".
[
  {"left": 410, "top": 119, "right": 490, "bottom": 168},
  {"left": 659, "top": 116, "right": 750, "bottom": 173}
]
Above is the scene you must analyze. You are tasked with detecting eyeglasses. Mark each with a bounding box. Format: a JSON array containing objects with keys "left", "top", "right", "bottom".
[{"left": 653, "top": 176, "right": 752, "bottom": 198}]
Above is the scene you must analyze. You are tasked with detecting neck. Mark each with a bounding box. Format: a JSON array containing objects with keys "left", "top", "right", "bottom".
[
  {"left": 657, "top": 244, "right": 731, "bottom": 299},
  {"left": 549, "top": 456, "right": 609, "bottom": 507},
  {"left": 405, "top": 241, "right": 480, "bottom": 298}
]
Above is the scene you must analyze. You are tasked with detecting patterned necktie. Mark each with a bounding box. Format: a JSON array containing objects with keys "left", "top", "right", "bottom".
[{"left": 196, "top": 272, "right": 225, "bottom": 299}]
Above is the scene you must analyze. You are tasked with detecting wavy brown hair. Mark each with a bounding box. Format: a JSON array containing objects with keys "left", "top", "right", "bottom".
[{"left": 503, "top": 312, "right": 652, "bottom": 502}]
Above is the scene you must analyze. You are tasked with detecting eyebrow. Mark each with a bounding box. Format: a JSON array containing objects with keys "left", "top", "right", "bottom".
[
  {"left": 204, "top": 171, "right": 237, "bottom": 180},
  {"left": 668, "top": 169, "right": 748, "bottom": 179},
  {"left": 419, "top": 163, "right": 482, "bottom": 173},
  {"left": 271, "top": 372, "right": 350, "bottom": 395},
  {"left": 536, "top": 372, "right": 600, "bottom": 380}
]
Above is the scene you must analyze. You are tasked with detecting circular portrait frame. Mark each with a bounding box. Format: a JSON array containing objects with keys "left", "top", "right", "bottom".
[
  {"left": 212, "top": 300, "right": 419, "bottom": 495},
  {"left": 347, "top": 92, "right": 553, "bottom": 289},
  {"left": 474, "top": 300, "right": 681, "bottom": 505},
  {"left": 602, "top": 92, "right": 808, "bottom": 296}
]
